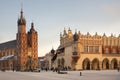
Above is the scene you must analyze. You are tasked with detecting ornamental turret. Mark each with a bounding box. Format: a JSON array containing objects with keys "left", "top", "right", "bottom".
[
  {"left": 29, "top": 22, "right": 37, "bottom": 33},
  {"left": 73, "top": 30, "right": 79, "bottom": 42}
]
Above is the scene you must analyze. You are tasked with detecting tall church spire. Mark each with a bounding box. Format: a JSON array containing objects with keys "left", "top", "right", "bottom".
[{"left": 17, "top": 8, "right": 26, "bottom": 26}]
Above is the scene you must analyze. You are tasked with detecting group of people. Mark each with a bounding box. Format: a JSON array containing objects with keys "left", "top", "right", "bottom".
[{"left": 40, "top": 66, "right": 71, "bottom": 72}]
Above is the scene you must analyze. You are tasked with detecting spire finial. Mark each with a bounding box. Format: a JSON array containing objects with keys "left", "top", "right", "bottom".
[
  {"left": 20, "top": 10, "right": 23, "bottom": 18},
  {"left": 20, "top": 2, "right": 23, "bottom": 18},
  {"left": 31, "top": 22, "right": 34, "bottom": 28},
  {"left": 64, "top": 27, "right": 67, "bottom": 35}
]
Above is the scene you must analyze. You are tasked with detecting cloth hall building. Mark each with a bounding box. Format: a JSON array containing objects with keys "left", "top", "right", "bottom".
[
  {"left": 0, "top": 9, "right": 38, "bottom": 71},
  {"left": 47, "top": 28, "right": 120, "bottom": 70}
]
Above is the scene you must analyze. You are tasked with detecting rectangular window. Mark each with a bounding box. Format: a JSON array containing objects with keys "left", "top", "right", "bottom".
[
  {"left": 95, "top": 46, "right": 99, "bottom": 53},
  {"left": 89, "top": 46, "right": 93, "bottom": 53},
  {"left": 84, "top": 46, "right": 88, "bottom": 53}
]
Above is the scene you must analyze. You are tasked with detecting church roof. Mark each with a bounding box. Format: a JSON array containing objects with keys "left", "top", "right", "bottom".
[{"left": 0, "top": 40, "right": 17, "bottom": 50}]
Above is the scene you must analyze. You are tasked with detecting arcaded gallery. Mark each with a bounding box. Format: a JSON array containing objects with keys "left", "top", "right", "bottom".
[{"left": 47, "top": 28, "right": 120, "bottom": 70}]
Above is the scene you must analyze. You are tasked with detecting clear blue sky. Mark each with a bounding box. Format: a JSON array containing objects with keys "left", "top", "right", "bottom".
[{"left": 0, "top": 0, "right": 120, "bottom": 56}]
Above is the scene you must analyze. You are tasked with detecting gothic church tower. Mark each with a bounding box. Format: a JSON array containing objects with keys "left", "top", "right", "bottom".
[
  {"left": 16, "top": 9, "right": 38, "bottom": 71},
  {"left": 28, "top": 22, "right": 38, "bottom": 70},
  {"left": 16, "top": 9, "right": 28, "bottom": 70}
]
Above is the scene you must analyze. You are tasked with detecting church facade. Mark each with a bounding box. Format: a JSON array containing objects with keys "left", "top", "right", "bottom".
[
  {"left": 0, "top": 9, "right": 38, "bottom": 71},
  {"left": 48, "top": 28, "right": 120, "bottom": 70}
]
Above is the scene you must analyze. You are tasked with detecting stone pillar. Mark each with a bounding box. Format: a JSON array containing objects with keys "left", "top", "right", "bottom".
[
  {"left": 118, "top": 61, "right": 120, "bottom": 68},
  {"left": 99, "top": 61, "right": 102, "bottom": 70},
  {"left": 90, "top": 62, "right": 92, "bottom": 70},
  {"left": 109, "top": 63, "right": 111, "bottom": 69}
]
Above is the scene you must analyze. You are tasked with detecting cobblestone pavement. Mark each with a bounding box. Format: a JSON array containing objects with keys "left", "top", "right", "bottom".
[{"left": 0, "top": 70, "right": 120, "bottom": 80}]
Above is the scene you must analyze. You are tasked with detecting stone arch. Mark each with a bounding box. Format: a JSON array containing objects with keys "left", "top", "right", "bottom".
[
  {"left": 82, "top": 58, "right": 90, "bottom": 70},
  {"left": 111, "top": 58, "right": 118, "bottom": 69},
  {"left": 102, "top": 58, "right": 109, "bottom": 70},
  {"left": 92, "top": 58, "right": 99, "bottom": 70}
]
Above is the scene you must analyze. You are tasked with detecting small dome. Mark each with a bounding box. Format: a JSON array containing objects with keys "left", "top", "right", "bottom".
[
  {"left": 30, "top": 22, "right": 37, "bottom": 33},
  {"left": 73, "top": 32, "right": 79, "bottom": 41},
  {"left": 51, "top": 48, "right": 55, "bottom": 54},
  {"left": 17, "top": 18, "right": 26, "bottom": 25}
]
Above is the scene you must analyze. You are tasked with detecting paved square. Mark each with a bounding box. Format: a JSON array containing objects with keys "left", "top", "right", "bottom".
[{"left": 0, "top": 70, "right": 120, "bottom": 80}]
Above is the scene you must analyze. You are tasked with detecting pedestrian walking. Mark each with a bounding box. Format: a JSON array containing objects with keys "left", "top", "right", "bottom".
[{"left": 80, "top": 72, "right": 82, "bottom": 76}]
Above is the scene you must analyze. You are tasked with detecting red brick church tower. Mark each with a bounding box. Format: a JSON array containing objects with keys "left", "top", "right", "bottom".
[{"left": 16, "top": 9, "right": 38, "bottom": 71}]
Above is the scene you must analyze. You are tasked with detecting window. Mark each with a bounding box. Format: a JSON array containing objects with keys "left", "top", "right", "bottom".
[
  {"left": 112, "top": 48, "right": 116, "bottom": 54},
  {"left": 84, "top": 46, "right": 88, "bottom": 53},
  {"left": 95, "top": 46, "right": 99, "bottom": 53},
  {"left": 105, "top": 48, "right": 109, "bottom": 54},
  {"left": 89, "top": 46, "right": 93, "bottom": 53}
]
